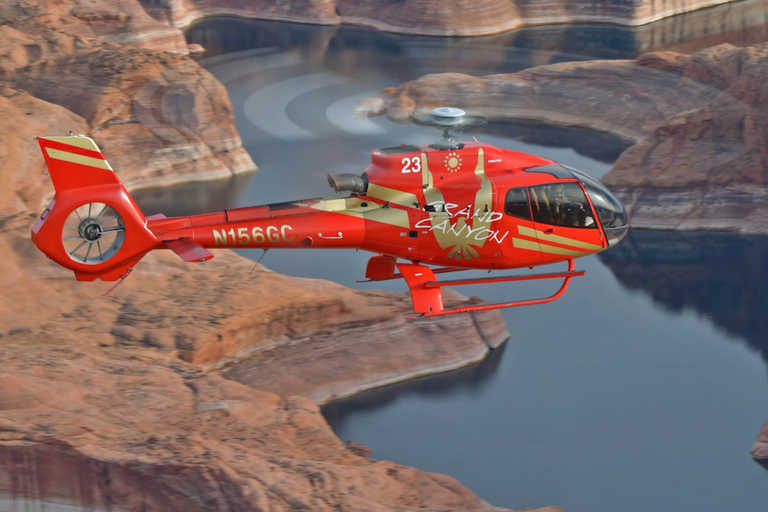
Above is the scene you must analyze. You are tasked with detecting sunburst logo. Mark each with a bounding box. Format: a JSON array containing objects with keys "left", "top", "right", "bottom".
[{"left": 444, "top": 152, "right": 462, "bottom": 173}]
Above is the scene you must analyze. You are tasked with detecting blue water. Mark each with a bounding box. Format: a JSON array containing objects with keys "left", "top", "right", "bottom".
[
  {"left": 322, "top": 231, "right": 768, "bottom": 511},
  {"left": 133, "top": 15, "right": 768, "bottom": 512}
]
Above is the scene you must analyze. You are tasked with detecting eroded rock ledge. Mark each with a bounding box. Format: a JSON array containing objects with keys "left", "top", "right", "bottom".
[
  {"left": 0, "top": 214, "right": 518, "bottom": 510},
  {"left": 140, "top": 0, "right": 741, "bottom": 36},
  {"left": 0, "top": 1, "right": 523, "bottom": 510},
  {"left": 367, "top": 43, "right": 768, "bottom": 235},
  {"left": 0, "top": 0, "right": 256, "bottom": 220}
]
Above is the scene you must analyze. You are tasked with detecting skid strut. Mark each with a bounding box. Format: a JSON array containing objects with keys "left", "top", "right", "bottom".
[{"left": 397, "top": 259, "right": 584, "bottom": 317}]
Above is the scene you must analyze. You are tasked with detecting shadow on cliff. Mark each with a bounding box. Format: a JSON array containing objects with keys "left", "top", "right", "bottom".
[
  {"left": 598, "top": 229, "right": 768, "bottom": 367},
  {"left": 322, "top": 344, "right": 506, "bottom": 430}
]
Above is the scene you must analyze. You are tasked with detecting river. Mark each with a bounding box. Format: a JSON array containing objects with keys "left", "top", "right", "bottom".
[{"left": 135, "top": 8, "right": 768, "bottom": 512}]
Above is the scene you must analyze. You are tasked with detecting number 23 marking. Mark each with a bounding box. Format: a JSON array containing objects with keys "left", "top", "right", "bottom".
[{"left": 401, "top": 156, "right": 421, "bottom": 173}]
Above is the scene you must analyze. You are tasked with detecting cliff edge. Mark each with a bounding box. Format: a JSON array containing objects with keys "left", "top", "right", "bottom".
[
  {"left": 141, "top": 0, "right": 742, "bottom": 36},
  {"left": 0, "top": 1, "right": 525, "bottom": 510}
]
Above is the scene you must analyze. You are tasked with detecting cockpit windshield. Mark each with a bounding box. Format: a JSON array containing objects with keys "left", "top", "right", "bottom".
[
  {"left": 567, "top": 168, "right": 629, "bottom": 246},
  {"left": 529, "top": 182, "right": 597, "bottom": 228}
]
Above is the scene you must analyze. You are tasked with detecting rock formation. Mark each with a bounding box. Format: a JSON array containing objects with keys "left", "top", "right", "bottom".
[
  {"left": 0, "top": 322, "right": 517, "bottom": 512},
  {"left": 0, "top": 0, "right": 256, "bottom": 221},
  {"left": 604, "top": 44, "right": 768, "bottom": 234},
  {"left": 0, "top": 1, "right": 526, "bottom": 510},
  {"left": 367, "top": 42, "right": 768, "bottom": 235},
  {"left": 0, "top": 211, "right": 518, "bottom": 510},
  {"left": 139, "top": 0, "right": 742, "bottom": 36},
  {"left": 752, "top": 422, "right": 768, "bottom": 460}
]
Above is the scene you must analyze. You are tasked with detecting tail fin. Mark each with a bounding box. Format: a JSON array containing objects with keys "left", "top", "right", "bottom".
[{"left": 32, "top": 135, "right": 156, "bottom": 281}]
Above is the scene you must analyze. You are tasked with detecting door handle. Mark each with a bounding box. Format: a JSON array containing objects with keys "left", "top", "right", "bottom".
[{"left": 544, "top": 228, "right": 555, "bottom": 234}]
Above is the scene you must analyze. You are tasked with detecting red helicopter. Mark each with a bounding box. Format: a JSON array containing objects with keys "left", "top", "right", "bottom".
[{"left": 31, "top": 108, "right": 628, "bottom": 317}]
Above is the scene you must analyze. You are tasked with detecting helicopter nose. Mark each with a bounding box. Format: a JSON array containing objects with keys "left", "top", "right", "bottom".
[
  {"left": 563, "top": 166, "right": 629, "bottom": 247},
  {"left": 585, "top": 182, "right": 628, "bottom": 247},
  {"left": 603, "top": 210, "right": 629, "bottom": 246}
]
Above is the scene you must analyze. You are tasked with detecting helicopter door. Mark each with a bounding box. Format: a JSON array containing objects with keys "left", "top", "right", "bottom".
[
  {"left": 527, "top": 181, "right": 605, "bottom": 264},
  {"left": 501, "top": 186, "right": 544, "bottom": 267}
]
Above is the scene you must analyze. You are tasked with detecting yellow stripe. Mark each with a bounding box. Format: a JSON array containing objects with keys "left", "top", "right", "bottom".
[
  {"left": 512, "top": 238, "right": 542, "bottom": 252},
  {"left": 518, "top": 225, "right": 603, "bottom": 251},
  {"left": 45, "top": 147, "right": 112, "bottom": 171},
  {"left": 364, "top": 207, "right": 410, "bottom": 228},
  {"left": 538, "top": 244, "right": 590, "bottom": 256},
  {"left": 310, "top": 197, "right": 410, "bottom": 228},
  {"left": 43, "top": 135, "right": 102, "bottom": 152},
  {"left": 367, "top": 183, "right": 418, "bottom": 208}
]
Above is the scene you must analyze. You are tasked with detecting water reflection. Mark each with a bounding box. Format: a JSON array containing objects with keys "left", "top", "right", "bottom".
[
  {"left": 477, "top": 121, "right": 631, "bottom": 163},
  {"left": 514, "top": 0, "right": 768, "bottom": 58},
  {"left": 131, "top": 173, "right": 251, "bottom": 217},
  {"left": 186, "top": 0, "right": 768, "bottom": 67},
  {"left": 322, "top": 344, "right": 506, "bottom": 432},
  {"left": 598, "top": 229, "right": 768, "bottom": 366},
  {"left": 174, "top": 12, "right": 768, "bottom": 511}
]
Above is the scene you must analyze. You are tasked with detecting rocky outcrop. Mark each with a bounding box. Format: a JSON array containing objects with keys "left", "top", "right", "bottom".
[
  {"left": 367, "top": 43, "right": 768, "bottom": 235},
  {"left": 603, "top": 44, "right": 768, "bottom": 234},
  {"left": 752, "top": 421, "right": 768, "bottom": 460},
  {"left": 0, "top": 1, "right": 256, "bottom": 219},
  {"left": 0, "top": 212, "right": 518, "bottom": 509},
  {"left": 1, "top": 0, "right": 191, "bottom": 53},
  {"left": 140, "top": 0, "right": 741, "bottom": 36},
  {"left": 0, "top": 1, "right": 526, "bottom": 510},
  {"left": 0, "top": 328, "right": 520, "bottom": 511}
]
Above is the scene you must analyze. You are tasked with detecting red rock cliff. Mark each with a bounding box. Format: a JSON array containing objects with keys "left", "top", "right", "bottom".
[
  {"left": 0, "top": 1, "right": 524, "bottom": 510},
  {"left": 140, "top": 0, "right": 742, "bottom": 36}
]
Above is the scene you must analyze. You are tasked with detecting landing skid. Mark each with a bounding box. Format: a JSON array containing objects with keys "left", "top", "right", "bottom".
[{"left": 396, "top": 260, "right": 584, "bottom": 317}]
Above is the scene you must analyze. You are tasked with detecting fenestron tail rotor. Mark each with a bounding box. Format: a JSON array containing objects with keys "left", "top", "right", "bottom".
[{"left": 62, "top": 202, "right": 125, "bottom": 265}]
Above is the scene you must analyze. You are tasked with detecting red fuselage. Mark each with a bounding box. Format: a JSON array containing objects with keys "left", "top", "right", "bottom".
[{"left": 146, "top": 141, "right": 624, "bottom": 271}]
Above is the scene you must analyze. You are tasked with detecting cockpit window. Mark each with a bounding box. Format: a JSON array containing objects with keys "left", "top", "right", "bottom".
[
  {"left": 529, "top": 182, "right": 597, "bottom": 228},
  {"left": 504, "top": 187, "right": 531, "bottom": 220},
  {"left": 567, "top": 168, "right": 629, "bottom": 246}
]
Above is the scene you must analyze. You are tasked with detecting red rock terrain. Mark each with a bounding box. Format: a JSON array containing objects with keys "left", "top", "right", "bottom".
[
  {"left": 1, "top": 215, "right": 518, "bottom": 511},
  {"left": 139, "top": 0, "right": 742, "bottom": 36},
  {"left": 0, "top": 0, "right": 255, "bottom": 218},
  {"left": 0, "top": 1, "right": 532, "bottom": 510},
  {"left": 368, "top": 43, "right": 768, "bottom": 235}
]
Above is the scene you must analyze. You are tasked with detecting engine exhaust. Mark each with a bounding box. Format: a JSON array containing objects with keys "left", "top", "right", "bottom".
[{"left": 327, "top": 173, "right": 368, "bottom": 194}]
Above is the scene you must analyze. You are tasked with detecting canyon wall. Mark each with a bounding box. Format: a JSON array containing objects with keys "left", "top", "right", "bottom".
[
  {"left": 0, "top": 1, "right": 522, "bottom": 510},
  {"left": 140, "top": 0, "right": 743, "bottom": 36},
  {"left": 0, "top": 0, "right": 256, "bottom": 223}
]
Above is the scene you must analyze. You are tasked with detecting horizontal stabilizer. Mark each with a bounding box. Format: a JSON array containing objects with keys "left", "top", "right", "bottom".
[{"left": 164, "top": 238, "right": 214, "bottom": 262}]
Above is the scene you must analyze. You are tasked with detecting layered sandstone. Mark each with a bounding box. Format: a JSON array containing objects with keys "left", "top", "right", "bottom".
[
  {"left": 140, "top": 0, "right": 742, "bottom": 36},
  {"left": 0, "top": 1, "right": 526, "bottom": 509},
  {"left": 0, "top": 309, "right": 516, "bottom": 511},
  {"left": 16, "top": 0, "right": 190, "bottom": 53},
  {"left": 752, "top": 422, "right": 768, "bottom": 460},
  {"left": 0, "top": 0, "right": 256, "bottom": 221},
  {"left": 367, "top": 43, "right": 768, "bottom": 234},
  {"left": 0, "top": 211, "right": 517, "bottom": 510}
]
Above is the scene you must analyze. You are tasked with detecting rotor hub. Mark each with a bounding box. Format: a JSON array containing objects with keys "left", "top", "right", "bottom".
[
  {"left": 79, "top": 219, "right": 103, "bottom": 242},
  {"left": 63, "top": 202, "right": 126, "bottom": 265}
]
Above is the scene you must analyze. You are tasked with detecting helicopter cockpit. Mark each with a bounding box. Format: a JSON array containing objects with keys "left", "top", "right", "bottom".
[{"left": 507, "top": 163, "right": 629, "bottom": 247}]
